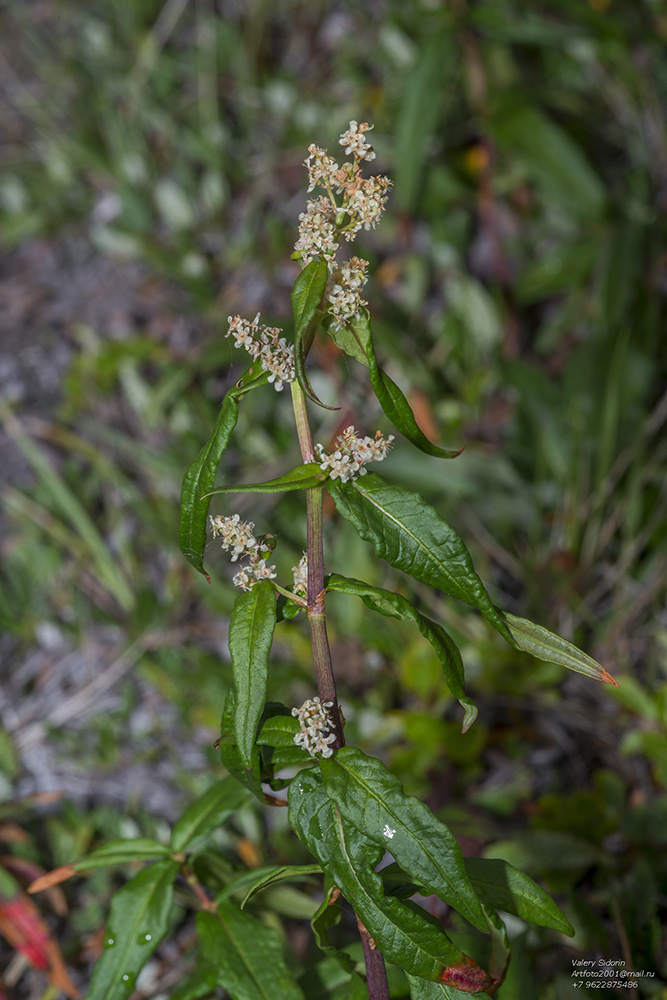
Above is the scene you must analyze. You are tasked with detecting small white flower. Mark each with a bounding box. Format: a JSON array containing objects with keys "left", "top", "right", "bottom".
[
  {"left": 226, "top": 316, "right": 295, "bottom": 390},
  {"left": 383, "top": 825, "right": 396, "bottom": 840},
  {"left": 339, "top": 121, "right": 376, "bottom": 162},
  {"left": 294, "top": 197, "right": 340, "bottom": 265},
  {"left": 292, "top": 697, "right": 336, "bottom": 758},
  {"left": 315, "top": 426, "right": 394, "bottom": 483}
]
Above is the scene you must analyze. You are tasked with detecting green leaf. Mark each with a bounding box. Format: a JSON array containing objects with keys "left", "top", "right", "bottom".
[
  {"left": 327, "top": 575, "right": 476, "bottom": 730},
  {"left": 292, "top": 260, "right": 329, "bottom": 338},
  {"left": 350, "top": 311, "right": 462, "bottom": 459},
  {"left": 310, "top": 879, "right": 343, "bottom": 952},
  {"left": 72, "top": 838, "right": 172, "bottom": 872},
  {"left": 179, "top": 366, "right": 270, "bottom": 577},
  {"left": 256, "top": 715, "right": 301, "bottom": 747},
  {"left": 229, "top": 581, "right": 277, "bottom": 769},
  {"left": 464, "top": 858, "right": 574, "bottom": 935},
  {"left": 197, "top": 905, "right": 305, "bottom": 1000},
  {"left": 289, "top": 770, "right": 492, "bottom": 985},
  {"left": 219, "top": 691, "right": 265, "bottom": 802},
  {"left": 203, "top": 462, "right": 327, "bottom": 497},
  {"left": 328, "top": 473, "right": 514, "bottom": 645},
  {"left": 483, "top": 905, "right": 511, "bottom": 985},
  {"left": 320, "top": 748, "right": 486, "bottom": 932},
  {"left": 170, "top": 777, "right": 251, "bottom": 853},
  {"left": 87, "top": 860, "right": 179, "bottom": 1000},
  {"left": 170, "top": 966, "right": 220, "bottom": 1000},
  {"left": 326, "top": 314, "right": 370, "bottom": 367},
  {"left": 406, "top": 976, "right": 489, "bottom": 1000},
  {"left": 501, "top": 613, "right": 618, "bottom": 687},
  {"left": 240, "top": 864, "right": 323, "bottom": 908},
  {"left": 291, "top": 261, "right": 338, "bottom": 410}
]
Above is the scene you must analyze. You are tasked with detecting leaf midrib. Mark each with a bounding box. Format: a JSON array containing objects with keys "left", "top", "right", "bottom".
[
  {"left": 351, "top": 480, "right": 465, "bottom": 600},
  {"left": 216, "top": 911, "right": 275, "bottom": 1000},
  {"left": 330, "top": 801, "right": 449, "bottom": 968},
  {"left": 100, "top": 865, "right": 173, "bottom": 999},
  {"left": 332, "top": 755, "right": 460, "bottom": 896}
]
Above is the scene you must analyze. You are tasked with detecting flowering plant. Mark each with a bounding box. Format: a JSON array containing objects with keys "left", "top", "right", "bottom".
[{"left": 29, "top": 122, "right": 617, "bottom": 1000}]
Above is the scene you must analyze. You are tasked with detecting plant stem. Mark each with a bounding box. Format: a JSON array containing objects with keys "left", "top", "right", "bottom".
[
  {"left": 357, "top": 918, "right": 391, "bottom": 1000},
  {"left": 290, "top": 380, "right": 344, "bottom": 748}
]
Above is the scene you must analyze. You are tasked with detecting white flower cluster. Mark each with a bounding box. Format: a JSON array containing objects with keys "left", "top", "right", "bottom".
[
  {"left": 296, "top": 121, "right": 391, "bottom": 331},
  {"left": 292, "top": 553, "right": 308, "bottom": 597},
  {"left": 226, "top": 314, "right": 295, "bottom": 391},
  {"left": 326, "top": 256, "right": 369, "bottom": 329},
  {"left": 315, "top": 425, "right": 394, "bottom": 483},
  {"left": 292, "top": 697, "right": 336, "bottom": 758},
  {"left": 338, "top": 121, "right": 377, "bottom": 161},
  {"left": 209, "top": 513, "right": 276, "bottom": 591},
  {"left": 294, "top": 197, "right": 340, "bottom": 265}
]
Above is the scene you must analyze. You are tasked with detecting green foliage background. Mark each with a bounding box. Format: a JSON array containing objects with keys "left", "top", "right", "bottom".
[{"left": 0, "top": 1, "right": 665, "bottom": 997}]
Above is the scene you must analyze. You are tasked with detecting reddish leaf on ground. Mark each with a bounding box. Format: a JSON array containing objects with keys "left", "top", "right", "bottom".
[
  {"left": 0, "top": 869, "right": 80, "bottom": 999},
  {"left": 27, "top": 864, "right": 76, "bottom": 893}
]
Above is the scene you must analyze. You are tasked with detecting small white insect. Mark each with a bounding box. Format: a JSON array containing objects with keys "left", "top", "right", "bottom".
[{"left": 383, "top": 825, "right": 396, "bottom": 839}]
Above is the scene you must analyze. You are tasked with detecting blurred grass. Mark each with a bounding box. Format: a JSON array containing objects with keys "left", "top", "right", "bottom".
[{"left": 0, "top": 0, "right": 666, "bottom": 996}]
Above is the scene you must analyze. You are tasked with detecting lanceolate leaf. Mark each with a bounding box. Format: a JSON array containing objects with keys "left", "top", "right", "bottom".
[
  {"left": 219, "top": 691, "right": 265, "bottom": 802},
  {"left": 328, "top": 474, "right": 514, "bottom": 645},
  {"left": 350, "top": 311, "right": 462, "bottom": 459},
  {"left": 463, "top": 858, "right": 574, "bottom": 934},
  {"left": 87, "top": 860, "right": 179, "bottom": 1000},
  {"left": 197, "top": 905, "right": 305, "bottom": 1000},
  {"left": 292, "top": 260, "right": 338, "bottom": 410},
  {"left": 229, "top": 582, "right": 277, "bottom": 769},
  {"left": 240, "top": 864, "right": 323, "bottom": 908},
  {"left": 327, "top": 575, "right": 477, "bottom": 730},
  {"left": 72, "top": 838, "right": 172, "bottom": 872},
  {"left": 320, "top": 748, "right": 486, "bottom": 932},
  {"left": 203, "top": 463, "right": 327, "bottom": 497},
  {"left": 501, "top": 613, "right": 618, "bottom": 687},
  {"left": 289, "top": 770, "right": 492, "bottom": 986},
  {"left": 179, "top": 366, "right": 271, "bottom": 578},
  {"left": 291, "top": 260, "right": 329, "bottom": 339},
  {"left": 170, "top": 777, "right": 251, "bottom": 853}
]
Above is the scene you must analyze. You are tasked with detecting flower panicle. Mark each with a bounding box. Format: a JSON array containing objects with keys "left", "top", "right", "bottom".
[
  {"left": 296, "top": 120, "right": 391, "bottom": 331},
  {"left": 226, "top": 314, "right": 295, "bottom": 391},
  {"left": 315, "top": 425, "right": 394, "bottom": 483},
  {"left": 292, "top": 697, "right": 336, "bottom": 758},
  {"left": 209, "top": 513, "right": 277, "bottom": 591}
]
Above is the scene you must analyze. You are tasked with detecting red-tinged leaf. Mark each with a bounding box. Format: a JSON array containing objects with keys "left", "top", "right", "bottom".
[
  {"left": 0, "top": 894, "right": 50, "bottom": 969},
  {"left": 0, "top": 871, "right": 80, "bottom": 998},
  {"left": 439, "top": 958, "right": 496, "bottom": 993},
  {"left": 28, "top": 864, "right": 76, "bottom": 894},
  {"left": 1, "top": 856, "right": 67, "bottom": 915},
  {"left": 44, "top": 939, "right": 82, "bottom": 999}
]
